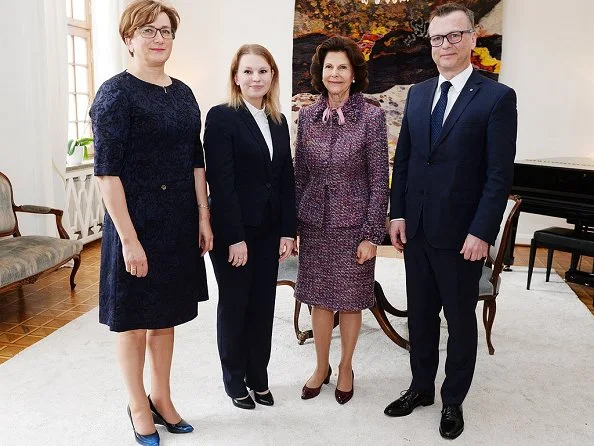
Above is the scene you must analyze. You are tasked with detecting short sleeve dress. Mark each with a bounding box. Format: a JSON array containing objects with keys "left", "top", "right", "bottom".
[{"left": 90, "top": 71, "right": 208, "bottom": 332}]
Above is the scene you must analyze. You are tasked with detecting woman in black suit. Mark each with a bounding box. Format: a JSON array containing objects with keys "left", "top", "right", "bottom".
[{"left": 203, "top": 44, "right": 296, "bottom": 409}]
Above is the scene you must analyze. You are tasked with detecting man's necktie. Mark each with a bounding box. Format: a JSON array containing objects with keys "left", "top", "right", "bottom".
[{"left": 430, "top": 81, "right": 452, "bottom": 146}]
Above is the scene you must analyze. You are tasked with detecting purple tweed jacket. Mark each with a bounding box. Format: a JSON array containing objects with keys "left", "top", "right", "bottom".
[{"left": 294, "top": 92, "right": 389, "bottom": 245}]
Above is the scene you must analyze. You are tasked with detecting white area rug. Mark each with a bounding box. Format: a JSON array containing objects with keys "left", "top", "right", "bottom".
[{"left": 0, "top": 258, "right": 593, "bottom": 446}]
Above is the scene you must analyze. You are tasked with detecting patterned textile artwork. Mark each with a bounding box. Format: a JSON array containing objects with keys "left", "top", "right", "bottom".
[{"left": 291, "top": 0, "right": 504, "bottom": 164}]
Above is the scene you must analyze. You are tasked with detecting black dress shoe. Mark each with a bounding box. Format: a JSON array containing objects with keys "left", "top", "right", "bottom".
[
  {"left": 148, "top": 395, "right": 194, "bottom": 434},
  {"left": 384, "top": 389, "right": 434, "bottom": 417},
  {"left": 439, "top": 405, "right": 464, "bottom": 439},
  {"left": 253, "top": 390, "right": 274, "bottom": 406},
  {"left": 231, "top": 395, "right": 256, "bottom": 410}
]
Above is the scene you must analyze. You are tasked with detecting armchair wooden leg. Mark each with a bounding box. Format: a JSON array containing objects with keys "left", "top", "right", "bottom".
[
  {"left": 292, "top": 292, "right": 313, "bottom": 345},
  {"left": 483, "top": 300, "right": 496, "bottom": 355},
  {"left": 70, "top": 255, "right": 81, "bottom": 290}
]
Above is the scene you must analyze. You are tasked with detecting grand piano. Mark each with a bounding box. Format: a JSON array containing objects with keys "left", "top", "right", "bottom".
[{"left": 509, "top": 156, "right": 594, "bottom": 285}]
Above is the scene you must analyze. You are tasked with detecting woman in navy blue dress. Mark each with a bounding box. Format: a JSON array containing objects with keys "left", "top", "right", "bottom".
[{"left": 90, "top": 2, "right": 211, "bottom": 445}]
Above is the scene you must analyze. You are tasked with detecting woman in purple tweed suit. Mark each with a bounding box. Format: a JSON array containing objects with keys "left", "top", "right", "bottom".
[{"left": 295, "top": 36, "right": 389, "bottom": 405}]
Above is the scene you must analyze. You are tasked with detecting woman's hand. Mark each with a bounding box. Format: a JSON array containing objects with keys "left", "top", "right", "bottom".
[
  {"left": 228, "top": 241, "right": 248, "bottom": 267},
  {"left": 198, "top": 220, "right": 214, "bottom": 256},
  {"left": 356, "top": 240, "right": 377, "bottom": 265},
  {"left": 279, "top": 238, "right": 294, "bottom": 262},
  {"left": 122, "top": 238, "right": 148, "bottom": 277}
]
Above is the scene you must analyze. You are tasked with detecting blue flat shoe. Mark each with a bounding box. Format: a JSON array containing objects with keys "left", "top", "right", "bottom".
[
  {"left": 127, "top": 406, "right": 160, "bottom": 446},
  {"left": 148, "top": 395, "right": 194, "bottom": 434}
]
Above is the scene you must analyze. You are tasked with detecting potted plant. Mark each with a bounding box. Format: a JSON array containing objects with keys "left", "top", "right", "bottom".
[{"left": 67, "top": 137, "right": 93, "bottom": 166}]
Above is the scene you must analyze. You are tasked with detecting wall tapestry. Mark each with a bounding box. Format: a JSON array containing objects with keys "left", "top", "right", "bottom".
[{"left": 292, "top": 0, "right": 504, "bottom": 162}]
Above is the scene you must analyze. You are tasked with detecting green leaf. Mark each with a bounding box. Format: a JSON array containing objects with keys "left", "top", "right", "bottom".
[{"left": 67, "top": 139, "right": 76, "bottom": 155}]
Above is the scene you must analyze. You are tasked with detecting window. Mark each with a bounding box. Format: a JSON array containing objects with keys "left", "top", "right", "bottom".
[{"left": 66, "top": 0, "right": 94, "bottom": 151}]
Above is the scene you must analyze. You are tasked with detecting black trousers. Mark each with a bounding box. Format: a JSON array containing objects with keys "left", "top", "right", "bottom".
[
  {"left": 404, "top": 224, "right": 483, "bottom": 406},
  {"left": 210, "top": 224, "right": 280, "bottom": 398}
]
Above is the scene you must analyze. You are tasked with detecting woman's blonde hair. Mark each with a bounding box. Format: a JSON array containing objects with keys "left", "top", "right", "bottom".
[
  {"left": 228, "top": 44, "right": 282, "bottom": 125},
  {"left": 119, "top": 0, "right": 180, "bottom": 56}
]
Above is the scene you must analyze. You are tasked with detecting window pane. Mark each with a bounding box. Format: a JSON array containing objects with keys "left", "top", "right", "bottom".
[
  {"left": 68, "top": 122, "right": 78, "bottom": 141},
  {"left": 75, "top": 66, "right": 88, "bottom": 93},
  {"left": 69, "top": 94, "right": 76, "bottom": 121},
  {"left": 66, "top": 0, "right": 72, "bottom": 19},
  {"left": 76, "top": 94, "right": 90, "bottom": 121},
  {"left": 68, "top": 65, "right": 75, "bottom": 92},
  {"left": 78, "top": 121, "right": 90, "bottom": 138},
  {"left": 72, "top": 0, "right": 86, "bottom": 22},
  {"left": 67, "top": 35, "right": 73, "bottom": 64},
  {"left": 73, "top": 36, "right": 87, "bottom": 65}
]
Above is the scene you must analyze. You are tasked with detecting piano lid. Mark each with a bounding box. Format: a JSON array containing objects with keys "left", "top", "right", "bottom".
[{"left": 516, "top": 157, "right": 594, "bottom": 171}]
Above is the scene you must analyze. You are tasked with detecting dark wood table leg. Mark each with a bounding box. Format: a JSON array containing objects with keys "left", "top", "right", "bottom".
[{"left": 370, "top": 281, "right": 410, "bottom": 351}]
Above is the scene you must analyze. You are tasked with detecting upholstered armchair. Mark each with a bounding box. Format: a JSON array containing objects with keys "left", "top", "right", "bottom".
[{"left": 0, "top": 171, "right": 83, "bottom": 295}]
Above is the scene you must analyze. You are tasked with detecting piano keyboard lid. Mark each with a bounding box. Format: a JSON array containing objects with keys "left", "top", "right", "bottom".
[{"left": 516, "top": 157, "right": 594, "bottom": 171}]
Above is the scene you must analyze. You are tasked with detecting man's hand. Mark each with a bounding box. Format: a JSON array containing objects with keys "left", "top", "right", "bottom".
[
  {"left": 279, "top": 238, "right": 294, "bottom": 262},
  {"left": 389, "top": 220, "right": 407, "bottom": 253},
  {"left": 460, "top": 234, "right": 488, "bottom": 261}
]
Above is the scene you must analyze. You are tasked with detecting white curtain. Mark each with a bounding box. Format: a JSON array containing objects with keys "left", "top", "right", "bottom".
[{"left": 0, "top": 0, "right": 67, "bottom": 236}]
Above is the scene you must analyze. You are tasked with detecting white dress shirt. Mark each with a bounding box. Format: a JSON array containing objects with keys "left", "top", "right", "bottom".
[
  {"left": 431, "top": 63, "right": 473, "bottom": 123},
  {"left": 245, "top": 100, "right": 273, "bottom": 160}
]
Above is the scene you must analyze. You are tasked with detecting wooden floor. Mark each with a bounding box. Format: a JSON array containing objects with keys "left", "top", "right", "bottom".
[{"left": 1, "top": 242, "right": 592, "bottom": 365}]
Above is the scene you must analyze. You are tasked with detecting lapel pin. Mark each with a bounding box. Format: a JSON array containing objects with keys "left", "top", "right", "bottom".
[{"left": 469, "top": 88, "right": 474, "bottom": 92}]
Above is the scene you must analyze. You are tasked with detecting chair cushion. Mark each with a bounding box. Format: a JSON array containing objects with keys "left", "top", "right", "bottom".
[
  {"left": 479, "top": 265, "right": 500, "bottom": 297},
  {"left": 534, "top": 227, "right": 594, "bottom": 254},
  {"left": 0, "top": 236, "right": 83, "bottom": 287},
  {"left": 277, "top": 256, "right": 299, "bottom": 284}
]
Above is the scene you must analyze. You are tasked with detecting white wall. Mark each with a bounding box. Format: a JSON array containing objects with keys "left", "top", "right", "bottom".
[
  {"left": 165, "top": 0, "right": 295, "bottom": 118},
  {"left": 500, "top": 0, "right": 594, "bottom": 241}
]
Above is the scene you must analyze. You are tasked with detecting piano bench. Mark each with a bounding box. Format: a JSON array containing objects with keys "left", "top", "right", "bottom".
[{"left": 527, "top": 226, "right": 594, "bottom": 290}]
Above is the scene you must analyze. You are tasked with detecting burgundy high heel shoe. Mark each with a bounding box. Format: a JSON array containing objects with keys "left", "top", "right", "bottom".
[
  {"left": 335, "top": 371, "right": 354, "bottom": 405},
  {"left": 301, "top": 365, "right": 332, "bottom": 400}
]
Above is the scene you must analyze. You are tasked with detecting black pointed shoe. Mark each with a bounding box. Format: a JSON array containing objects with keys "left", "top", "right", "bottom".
[
  {"left": 254, "top": 390, "right": 274, "bottom": 406},
  {"left": 439, "top": 405, "right": 464, "bottom": 439},
  {"left": 384, "top": 389, "right": 435, "bottom": 417},
  {"left": 127, "top": 406, "right": 160, "bottom": 446},
  {"left": 231, "top": 394, "right": 256, "bottom": 410},
  {"left": 148, "top": 396, "right": 193, "bottom": 434}
]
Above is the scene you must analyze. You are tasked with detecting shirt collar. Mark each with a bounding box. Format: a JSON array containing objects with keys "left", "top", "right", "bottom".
[
  {"left": 438, "top": 64, "right": 473, "bottom": 93},
  {"left": 244, "top": 100, "right": 266, "bottom": 118}
]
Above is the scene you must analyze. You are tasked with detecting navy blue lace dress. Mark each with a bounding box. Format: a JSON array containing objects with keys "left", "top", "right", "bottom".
[{"left": 90, "top": 71, "right": 208, "bottom": 332}]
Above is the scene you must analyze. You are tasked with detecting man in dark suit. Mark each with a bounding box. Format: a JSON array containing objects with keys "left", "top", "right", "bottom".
[{"left": 384, "top": 2, "right": 517, "bottom": 439}]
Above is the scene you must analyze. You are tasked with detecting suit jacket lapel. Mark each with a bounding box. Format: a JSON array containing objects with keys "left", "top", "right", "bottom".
[
  {"left": 420, "top": 78, "right": 437, "bottom": 155},
  {"left": 268, "top": 117, "right": 284, "bottom": 173},
  {"left": 238, "top": 106, "right": 273, "bottom": 172},
  {"left": 435, "top": 71, "right": 482, "bottom": 145}
]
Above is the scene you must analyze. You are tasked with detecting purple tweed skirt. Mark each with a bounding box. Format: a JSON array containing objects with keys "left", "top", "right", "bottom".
[{"left": 295, "top": 223, "right": 376, "bottom": 311}]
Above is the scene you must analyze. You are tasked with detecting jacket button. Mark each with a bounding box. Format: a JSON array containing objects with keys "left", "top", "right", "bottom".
[
  {"left": 426, "top": 161, "right": 432, "bottom": 166},
  {"left": 265, "top": 183, "right": 271, "bottom": 188},
  {"left": 161, "top": 184, "right": 167, "bottom": 190}
]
